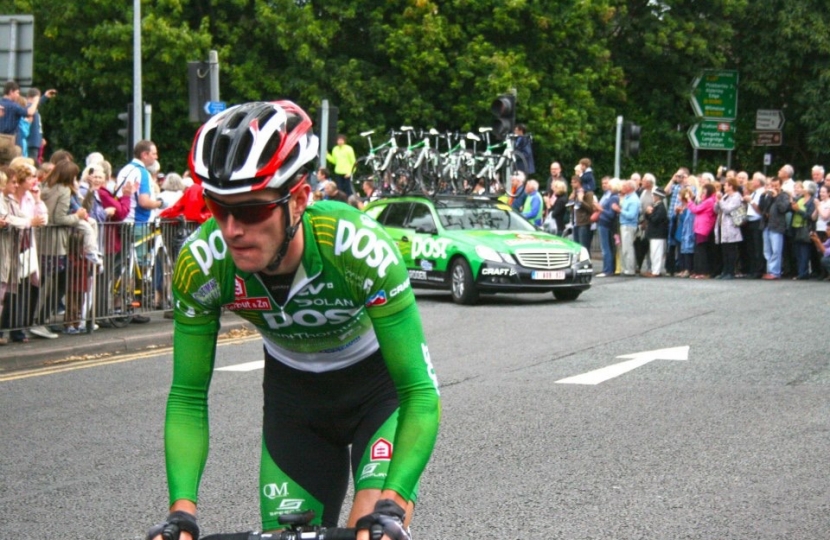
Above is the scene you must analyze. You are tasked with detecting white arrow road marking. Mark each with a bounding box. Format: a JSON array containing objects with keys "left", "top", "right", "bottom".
[
  {"left": 216, "top": 360, "right": 265, "bottom": 372},
  {"left": 555, "top": 346, "right": 690, "bottom": 385}
]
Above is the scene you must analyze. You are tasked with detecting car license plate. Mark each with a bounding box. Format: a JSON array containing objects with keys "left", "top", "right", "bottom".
[{"left": 531, "top": 270, "right": 565, "bottom": 280}]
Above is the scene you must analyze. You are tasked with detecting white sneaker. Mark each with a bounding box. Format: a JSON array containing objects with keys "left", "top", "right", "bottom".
[
  {"left": 78, "top": 323, "right": 100, "bottom": 332},
  {"left": 30, "top": 325, "right": 59, "bottom": 339}
]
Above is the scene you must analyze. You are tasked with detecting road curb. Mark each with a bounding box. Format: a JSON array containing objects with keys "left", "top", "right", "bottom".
[{"left": 0, "top": 315, "right": 255, "bottom": 374}]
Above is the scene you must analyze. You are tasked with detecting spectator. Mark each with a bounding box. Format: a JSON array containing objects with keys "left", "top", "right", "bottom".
[
  {"left": 322, "top": 180, "right": 349, "bottom": 203},
  {"left": 513, "top": 123, "right": 535, "bottom": 175},
  {"left": 642, "top": 187, "right": 669, "bottom": 277},
  {"left": 778, "top": 164, "right": 795, "bottom": 196},
  {"left": 14, "top": 96, "right": 32, "bottom": 157},
  {"left": 813, "top": 184, "right": 830, "bottom": 279},
  {"left": 159, "top": 173, "right": 185, "bottom": 210},
  {"left": 665, "top": 167, "right": 690, "bottom": 276},
  {"left": 5, "top": 160, "right": 49, "bottom": 340},
  {"left": 508, "top": 170, "right": 527, "bottom": 212},
  {"left": 575, "top": 158, "right": 595, "bottom": 192},
  {"left": 687, "top": 183, "right": 718, "bottom": 279},
  {"left": 544, "top": 161, "right": 565, "bottom": 199},
  {"left": 326, "top": 134, "right": 356, "bottom": 196},
  {"left": 790, "top": 180, "right": 816, "bottom": 280},
  {"left": 809, "top": 223, "right": 830, "bottom": 280},
  {"left": 362, "top": 179, "right": 379, "bottom": 204},
  {"left": 116, "top": 140, "right": 164, "bottom": 224},
  {"left": 569, "top": 175, "right": 595, "bottom": 251},
  {"left": 812, "top": 165, "right": 826, "bottom": 191},
  {"left": 618, "top": 179, "right": 640, "bottom": 277},
  {"left": 0, "top": 81, "right": 40, "bottom": 141},
  {"left": 714, "top": 178, "right": 744, "bottom": 280},
  {"left": 636, "top": 173, "right": 655, "bottom": 273},
  {"left": 760, "top": 177, "right": 790, "bottom": 280},
  {"left": 743, "top": 173, "right": 767, "bottom": 279},
  {"left": 314, "top": 167, "right": 331, "bottom": 192},
  {"left": 544, "top": 179, "right": 568, "bottom": 237},
  {"left": 596, "top": 176, "right": 620, "bottom": 277},
  {"left": 25, "top": 88, "right": 56, "bottom": 164},
  {"left": 675, "top": 187, "right": 696, "bottom": 278},
  {"left": 521, "top": 179, "right": 543, "bottom": 226}
]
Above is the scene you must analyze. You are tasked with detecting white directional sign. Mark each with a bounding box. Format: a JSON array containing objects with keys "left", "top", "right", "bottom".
[
  {"left": 555, "top": 346, "right": 690, "bottom": 385},
  {"left": 755, "top": 109, "right": 785, "bottom": 130}
]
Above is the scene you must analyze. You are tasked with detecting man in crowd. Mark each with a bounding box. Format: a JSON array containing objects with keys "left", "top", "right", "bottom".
[
  {"left": 326, "top": 134, "right": 356, "bottom": 196},
  {"left": 509, "top": 170, "right": 527, "bottom": 213},
  {"left": 513, "top": 123, "right": 535, "bottom": 175},
  {"left": 521, "top": 179, "right": 544, "bottom": 226},
  {"left": 761, "top": 176, "right": 790, "bottom": 280},
  {"left": 636, "top": 173, "right": 655, "bottom": 273},
  {"left": 0, "top": 81, "right": 40, "bottom": 141},
  {"left": 743, "top": 172, "right": 767, "bottom": 279},
  {"left": 114, "top": 140, "right": 166, "bottom": 323}
]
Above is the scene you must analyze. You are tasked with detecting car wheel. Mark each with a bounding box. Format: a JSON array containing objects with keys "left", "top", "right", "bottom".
[
  {"left": 553, "top": 289, "right": 582, "bottom": 301},
  {"left": 450, "top": 258, "right": 479, "bottom": 305}
]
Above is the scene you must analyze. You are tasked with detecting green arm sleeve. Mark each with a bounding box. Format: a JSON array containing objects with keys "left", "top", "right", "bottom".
[
  {"left": 164, "top": 319, "right": 219, "bottom": 505},
  {"left": 371, "top": 302, "right": 441, "bottom": 501}
]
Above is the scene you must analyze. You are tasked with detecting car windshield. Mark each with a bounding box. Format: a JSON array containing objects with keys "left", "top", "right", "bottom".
[{"left": 436, "top": 201, "right": 537, "bottom": 231}]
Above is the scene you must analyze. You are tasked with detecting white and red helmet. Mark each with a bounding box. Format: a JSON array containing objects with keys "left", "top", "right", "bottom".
[{"left": 189, "top": 100, "right": 319, "bottom": 196}]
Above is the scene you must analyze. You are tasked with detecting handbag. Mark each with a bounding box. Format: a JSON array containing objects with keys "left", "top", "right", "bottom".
[
  {"left": 794, "top": 224, "right": 811, "bottom": 243},
  {"left": 729, "top": 203, "right": 747, "bottom": 227}
]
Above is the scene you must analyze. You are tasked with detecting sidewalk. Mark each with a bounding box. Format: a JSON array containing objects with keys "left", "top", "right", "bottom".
[{"left": 0, "top": 311, "right": 255, "bottom": 374}]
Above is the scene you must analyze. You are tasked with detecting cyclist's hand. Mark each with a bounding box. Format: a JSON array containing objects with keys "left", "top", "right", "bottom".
[
  {"left": 146, "top": 510, "right": 199, "bottom": 540},
  {"left": 355, "top": 499, "right": 411, "bottom": 540}
]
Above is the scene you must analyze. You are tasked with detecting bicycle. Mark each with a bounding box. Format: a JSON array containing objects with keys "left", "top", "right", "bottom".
[
  {"left": 393, "top": 126, "right": 441, "bottom": 194},
  {"left": 105, "top": 219, "right": 174, "bottom": 327},
  {"left": 351, "top": 129, "right": 399, "bottom": 195},
  {"left": 162, "top": 511, "right": 361, "bottom": 540},
  {"left": 471, "top": 129, "right": 528, "bottom": 194}
]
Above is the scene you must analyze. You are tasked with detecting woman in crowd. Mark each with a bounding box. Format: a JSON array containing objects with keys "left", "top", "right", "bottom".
[
  {"left": 714, "top": 177, "right": 744, "bottom": 280},
  {"left": 40, "top": 159, "right": 91, "bottom": 332},
  {"left": 813, "top": 185, "right": 830, "bottom": 278},
  {"left": 569, "top": 175, "right": 596, "bottom": 251},
  {"left": 790, "top": 180, "right": 816, "bottom": 280},
  {"left": 596, "top": 176, "right": 620, "bottom": 277},
  {"left": 687, "top": 182, "right": 717, "bottom": 279},
  {"left": 158, "top": 172, "right": 186, "bottom": 210},
  {"left": 543, "top": 179, "right": 568, "bottom": 236},
  {"left": 674, "top": 187, "right": 696, "bottom": 278},
  {"left": 2, "top": 161, "right": 48, "bottom": 341}
]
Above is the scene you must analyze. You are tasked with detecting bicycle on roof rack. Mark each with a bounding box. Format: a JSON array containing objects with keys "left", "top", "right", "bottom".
[{"left": 351, "top": 129, "right": 399, "bottom": 195}]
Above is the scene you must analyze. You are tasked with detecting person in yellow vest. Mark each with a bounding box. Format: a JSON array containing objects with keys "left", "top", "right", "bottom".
[
  {"left": 521, "top": 179, "right": 544, "bottom": 226},
  {"left": 326, "top": 134, "right": 356, "bottom": 196}
]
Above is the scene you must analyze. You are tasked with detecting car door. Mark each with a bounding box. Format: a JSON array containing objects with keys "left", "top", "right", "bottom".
[
  {"left": 405, "top": 202, "right": 450, "bottom": 280},
  {"left": 375, "top": 202, "right": 416, "bottom": 270}
]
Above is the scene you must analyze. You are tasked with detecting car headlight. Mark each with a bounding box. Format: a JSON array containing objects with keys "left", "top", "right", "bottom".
[
  {"left": 475, "top": 245, "right": 503, "bottom": 263},
  {"left": 578, "top": 247, "right": 590, "bottom": 263}
]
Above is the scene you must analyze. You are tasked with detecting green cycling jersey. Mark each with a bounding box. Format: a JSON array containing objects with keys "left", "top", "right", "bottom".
[{"left": 165, "top": 200, "right": 441, "bottom": 505}]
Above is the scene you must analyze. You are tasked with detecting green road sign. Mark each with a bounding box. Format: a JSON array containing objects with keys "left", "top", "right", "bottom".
[
  {"left": 688, "top": 121, "right": 735, "bottom": 151},
  {"left": 690, "top": 70, "right": 739, "bottom": 120}
]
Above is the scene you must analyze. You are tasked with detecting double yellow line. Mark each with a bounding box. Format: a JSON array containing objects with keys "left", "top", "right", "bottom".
[{"left": 0, "top": 334, "right": 259, "bottom": 383}]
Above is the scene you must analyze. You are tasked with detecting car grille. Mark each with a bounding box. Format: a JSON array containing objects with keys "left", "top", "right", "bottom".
[{"left": 515, "top": 250, "right": 572, "bottom": 269}]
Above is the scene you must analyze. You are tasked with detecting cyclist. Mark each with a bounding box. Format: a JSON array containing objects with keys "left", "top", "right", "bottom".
[{"left": 148, "top": 101, "right": 441, "bottom": 540}]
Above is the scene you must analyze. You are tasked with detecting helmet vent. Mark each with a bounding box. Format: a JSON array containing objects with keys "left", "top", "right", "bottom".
[
  {"left": 234, "top": 131, "right": 254, "bottom": 172},
  {"left": 259, "top": 131, "right": 282, "bottom": 170}
]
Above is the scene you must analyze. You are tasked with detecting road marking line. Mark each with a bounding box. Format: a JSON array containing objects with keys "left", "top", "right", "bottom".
[
  {"left": 0, "top": 335, "right": 259, "bottom": 383},
  {"left": 556, "top": 346, "right": 690, "bottom": 385},
  {"left": 216, "top": 360, "right": 264, "bottom": 372}
]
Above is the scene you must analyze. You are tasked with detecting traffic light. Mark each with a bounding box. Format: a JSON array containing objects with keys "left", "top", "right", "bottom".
[
  {"left": 624, "top": 122, "right": 641, "bottom": 157},
  {"left": 117, "top": 104, "right": 134, "bottom": 162},
  {"left": 491, "top": 94, "right": 516, "bottom": 140}
]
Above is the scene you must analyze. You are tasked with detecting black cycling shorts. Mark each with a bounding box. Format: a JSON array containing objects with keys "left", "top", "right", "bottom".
[{"left": 259, "top": 347, "right": 400, "bottom": 529}]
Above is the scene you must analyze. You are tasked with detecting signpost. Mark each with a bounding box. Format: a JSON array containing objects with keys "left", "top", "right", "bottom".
[
  {"left": 687, "top": 121, "right": 735, "bottom": 151},
  {"left": 690, "top": 70, "right": 739, "bottom": 120},
  {"left": 204, "top": 101, "right": 227, "bottom": 116},
  {"left": 752, "top": 130, "right": 782, "bottom": 147},
  {"left": 755, "top": 109, "right": 785, "bottom": 130},
  {"left": 689, "top": 69, "right": 739, "bottom": 170}
]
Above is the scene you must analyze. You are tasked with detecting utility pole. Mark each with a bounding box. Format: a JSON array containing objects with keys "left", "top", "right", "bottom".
[
  {"left": 614, "top": 116, "right": 623, "bottom": 179},
  {"left": 132, "top": 0, "right": 142, "bottom": 147}
]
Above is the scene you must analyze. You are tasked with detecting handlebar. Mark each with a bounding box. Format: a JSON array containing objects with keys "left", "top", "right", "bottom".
[{"left": 201, "top": 529, "right": 357, "bottom": 540}]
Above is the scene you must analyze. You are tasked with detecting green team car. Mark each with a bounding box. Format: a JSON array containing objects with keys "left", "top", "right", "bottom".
[{"left": 363, "top": 194, "right": 593, "bottom": 305}]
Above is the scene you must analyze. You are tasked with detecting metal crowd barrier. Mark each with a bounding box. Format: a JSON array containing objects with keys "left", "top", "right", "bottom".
[{"left": 0, "top": 219, "right": 201, "bottom": 337}]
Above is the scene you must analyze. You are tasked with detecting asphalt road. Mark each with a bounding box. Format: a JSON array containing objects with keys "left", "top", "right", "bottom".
[{"left": 1, "top": 277, "right": 828, "bottom": 539}]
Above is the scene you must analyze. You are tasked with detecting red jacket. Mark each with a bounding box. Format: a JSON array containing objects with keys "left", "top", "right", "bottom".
[{"left": 159, "top": 184, "right": 211, "bottom": 224}]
